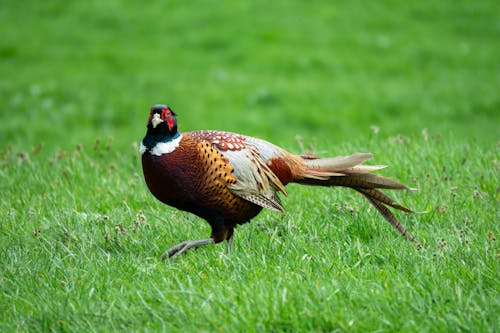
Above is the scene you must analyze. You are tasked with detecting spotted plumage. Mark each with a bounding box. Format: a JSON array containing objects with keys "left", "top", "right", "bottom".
[
  {"left": 140, "top": 104, "right": 420, "bottom": 258},
  {"left": 195, "top": 130, "right": 246, "bottom": 151}
]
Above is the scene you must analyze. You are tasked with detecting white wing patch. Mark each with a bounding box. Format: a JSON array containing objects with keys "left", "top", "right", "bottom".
[
  {"left": 222, "top": 147, "right": 287, "bottom": 212},
  {"left": 141, "top": 135, "right": 183, "bottom": 156}
]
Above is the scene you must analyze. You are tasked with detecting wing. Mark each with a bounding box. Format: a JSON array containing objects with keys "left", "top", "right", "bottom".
[
  {"left": 193, "top": 131, "right": 287, "bottom": 212},
  {"left": 223, "top": 147, "right": 287, "bottom": 212}
]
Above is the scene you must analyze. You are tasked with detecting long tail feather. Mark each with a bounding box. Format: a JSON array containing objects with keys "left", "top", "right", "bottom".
[
  {"left": 305, "top": 153, "right": 373, "bottom": 170},
  {"left": 296, "top": 153, "right": 420, "bottom": 246},
  {"left": 361, "top": 193, "right": 421, "bottom": 248},
  {"left": 298, "top": 173, "right": 408, "bottom": 190},
  {"left": 354, "top": 188, "right": 413, "bottom": 213}
]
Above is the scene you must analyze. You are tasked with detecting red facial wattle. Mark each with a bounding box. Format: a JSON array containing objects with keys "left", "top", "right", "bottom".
[{"left": 167, "top": 117, "right": 175, "bottom": 131}]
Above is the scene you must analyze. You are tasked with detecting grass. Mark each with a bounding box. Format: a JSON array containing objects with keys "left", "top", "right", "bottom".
[{"left": 1, "top": 0, "right": 499, "bottom": 332}]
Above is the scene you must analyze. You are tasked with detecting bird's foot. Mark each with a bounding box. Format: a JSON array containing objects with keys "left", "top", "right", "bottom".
[{"left": 161, "top": 238, "right": 214, "bottom": 259}]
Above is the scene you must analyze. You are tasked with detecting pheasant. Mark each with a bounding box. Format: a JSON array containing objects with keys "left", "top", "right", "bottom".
[{"left": 140, "top": 104, "right": 420, "bottom": 258}]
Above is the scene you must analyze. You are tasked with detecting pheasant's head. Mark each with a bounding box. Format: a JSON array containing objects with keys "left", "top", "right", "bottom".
[
  {"left": 146, "top": 104, "right": 178, "bottom": 135},
  {"left": 141, "top": 104, "right": 181, "bottom": 154}
]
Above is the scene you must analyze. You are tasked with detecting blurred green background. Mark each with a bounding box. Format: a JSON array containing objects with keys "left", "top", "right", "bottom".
[
  {"left": 1, "top": 0, "right": 498, "bottom": 152},
  {"left": 1, "top": 2, "right": 499, "bottom": 331}
]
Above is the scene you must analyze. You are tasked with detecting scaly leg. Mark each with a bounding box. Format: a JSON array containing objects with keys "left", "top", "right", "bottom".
[
  {"left": 161, "top": 238, "right": 214, "bottom": 259},
  {"left": 226, "top": 233, "right": 234, "bottom": 255}
]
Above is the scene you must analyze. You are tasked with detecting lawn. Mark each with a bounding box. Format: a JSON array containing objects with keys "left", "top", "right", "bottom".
[{"left": 1, "top": 1, "right": 499, "bottom": 332}]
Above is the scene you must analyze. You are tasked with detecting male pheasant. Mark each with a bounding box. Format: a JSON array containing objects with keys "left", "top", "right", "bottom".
[{"left": 140, "top": 104, "right": 420, "bottom": 258}]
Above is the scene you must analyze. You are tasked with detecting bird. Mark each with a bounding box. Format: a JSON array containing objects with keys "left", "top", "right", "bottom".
[{"left": 140, "top": 104, "right": 420, "bottom": 258}]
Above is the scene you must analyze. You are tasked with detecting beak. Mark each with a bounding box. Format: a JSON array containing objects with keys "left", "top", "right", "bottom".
[{"left": 151, "top": 113, "right": 164, "bottom": 128}]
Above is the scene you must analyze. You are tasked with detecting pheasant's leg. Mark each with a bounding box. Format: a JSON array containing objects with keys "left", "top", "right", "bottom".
[
  {"left": 161, "top": 238, "right": 214, "bottom": 259},
  {"left": 226, "top": 234, "right": 234, "bottom": 255}
]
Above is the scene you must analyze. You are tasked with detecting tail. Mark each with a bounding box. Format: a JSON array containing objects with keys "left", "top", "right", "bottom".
[{"left": 297, "top": 153, "right": 421, "bottom": 247}]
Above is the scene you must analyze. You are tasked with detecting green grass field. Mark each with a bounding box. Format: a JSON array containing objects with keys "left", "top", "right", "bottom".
[{"left": 1, "top": 1, "right": 499, "bottom": 332}]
